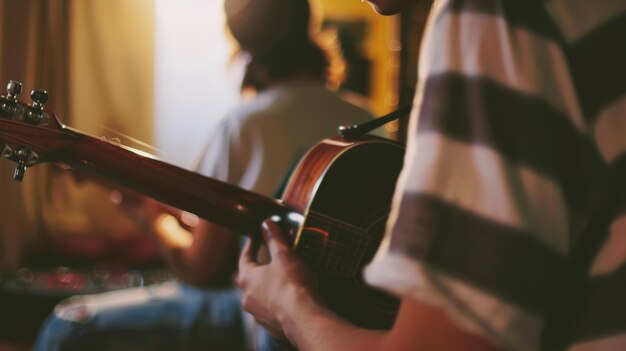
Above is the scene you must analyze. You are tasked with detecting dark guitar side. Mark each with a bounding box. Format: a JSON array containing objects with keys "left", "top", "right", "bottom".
[{"left": 282, "top": 136, "right": 405, "bottom": 329}]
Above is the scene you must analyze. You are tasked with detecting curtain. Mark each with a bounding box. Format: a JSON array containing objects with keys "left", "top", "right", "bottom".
[
  {"left": 0, "top": 0, "right": 155, "bottom": 272},
  {"left": 0, "top": 0, "right": 70, "bottom": 271}
]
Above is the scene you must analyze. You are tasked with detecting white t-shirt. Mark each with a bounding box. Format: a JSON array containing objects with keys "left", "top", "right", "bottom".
[{"left": 194, "top": 82, "right": 373, "bottom": 197}]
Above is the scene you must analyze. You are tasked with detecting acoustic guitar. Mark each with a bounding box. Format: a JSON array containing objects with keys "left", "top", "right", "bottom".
[{"left": 0, "top": 81, "right": 404, "bottom": 329}]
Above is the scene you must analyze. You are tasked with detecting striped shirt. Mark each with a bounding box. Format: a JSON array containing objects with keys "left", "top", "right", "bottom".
[{"left": 364, "top": 0, "right": 626, "bottom": 350}]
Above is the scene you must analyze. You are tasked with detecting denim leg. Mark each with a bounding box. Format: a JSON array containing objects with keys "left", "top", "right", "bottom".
[
  {"left": 258, "top": 328, "right": 299, "bottom": 351},
  {"left": 246, "top": 314, "right": 296, "bottom": 351},
  {"left": 33, "top": 281, "right": 244, "bottom": 351}
]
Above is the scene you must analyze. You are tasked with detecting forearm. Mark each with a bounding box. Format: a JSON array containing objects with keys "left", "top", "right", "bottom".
[
  {"left": 279, "top": 289, "right": 501, "bottom": 351},
  {"left": 152, "top": 216, "right": 238, "bottom": 286},
  {"left": 277, "top": 286, "right": 386, "bottom": 351},
  {"left": 286, "top": 309, "right": 386, "bottom": 351}
]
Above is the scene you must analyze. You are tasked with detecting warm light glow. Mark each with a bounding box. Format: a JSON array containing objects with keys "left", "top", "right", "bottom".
[
  {"left": 154, "top": 0, "right": 241, "bottom": 168},
  {"left": 154, "top": 214, "right": 193, "bottom": 248}
]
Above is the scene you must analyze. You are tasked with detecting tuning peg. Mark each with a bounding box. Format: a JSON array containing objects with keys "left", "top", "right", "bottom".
[
  {"left": 6, "top": 80, "right": 23, "bottom": 101},
  {"left": 13, "top": 149, "right": 32, "bottom": 182},
  {"left": 31, "top": 90, "right": 48, "bottom": 108},
  {"left": 14, "top": 160, "right": 26, "bottom": 182},
  {"left": 25, "top": 89, "right": 49, "bottom": 124}
]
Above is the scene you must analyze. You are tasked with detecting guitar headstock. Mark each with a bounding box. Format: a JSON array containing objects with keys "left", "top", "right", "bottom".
[{"left": 0, "top": 80, "right": 65, "bottom": 181}]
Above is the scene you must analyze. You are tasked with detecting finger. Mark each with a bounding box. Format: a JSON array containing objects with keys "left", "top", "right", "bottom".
[
  {"left": 110, "top": 189, "right": 144, "bottom": 208},
  {"left": 110, "top": 190, "right": 123, "bottom": 205},
  {"left": 239, "top": 238, "right": 258, "bottom": 269},
  {"left": 261, "top": 218, "right": 289, "bottom": 258}
]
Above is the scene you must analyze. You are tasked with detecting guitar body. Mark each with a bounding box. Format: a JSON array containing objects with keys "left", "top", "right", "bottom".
[{"left": 282, "top": 136, "right": 405, "bottom": 329}]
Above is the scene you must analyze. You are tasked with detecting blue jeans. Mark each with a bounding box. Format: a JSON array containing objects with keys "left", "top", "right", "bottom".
[{"left": 33, "top": 281, "right": 245, "bottom": 351}]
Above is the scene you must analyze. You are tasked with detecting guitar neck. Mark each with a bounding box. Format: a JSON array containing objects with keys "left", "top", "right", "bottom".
[{"left": 52, "top": 126, "right": 293, "bottom": 235}]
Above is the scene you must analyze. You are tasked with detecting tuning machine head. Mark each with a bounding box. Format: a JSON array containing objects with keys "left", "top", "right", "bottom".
[
  {"left": 1, "top": 80, "right": 23, "bottom": 115},
  {"left": 31, "top": 89, "right": 48, "bottom": 107},
  {"left": 26, "top": 89, "right": 48, "bottom": 124},
  {"left": 14, "top": 159, "right": 27, "bottom": 182},
  {"left": 7, "top": 81, "right": 23, "bottom": 100},
  {"left": 0, "top": 146, "right": 39, "bottom": 182},
  {"left": 13, "top": 148, "right": 39, "bottom": 182}
]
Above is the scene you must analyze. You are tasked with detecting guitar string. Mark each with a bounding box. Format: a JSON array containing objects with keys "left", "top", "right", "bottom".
[
  {"left": 297, "top": 234, "right": 370, "bottom": 257},
  {"left": 300, "top": 213, "right": 381, "bottom": 251},
  {"left": 296, "top": 212, "right": 385, "bottom": 274},
  {"left": 298, "top": 218, "right": 380, "bottom": 255},
  {"left": 304, "top": 212, "right": 385, "bottom": 270},
  {"left": 98, "top": 124, "right": 166, "bottom": 156},
  {"left": 297, "top": 228, "right": 366, "bottom": 271},
  {"left": 296, "top": 230, "right": 373, "bottom": 257}
]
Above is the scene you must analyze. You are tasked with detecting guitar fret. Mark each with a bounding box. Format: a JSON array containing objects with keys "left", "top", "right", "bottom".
[{"left": 298, "top": 210, "right": 384, "bottom": 278}]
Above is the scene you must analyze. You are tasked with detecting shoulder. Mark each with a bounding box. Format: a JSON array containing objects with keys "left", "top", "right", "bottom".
[
  {"left": 305, "top": 85, "right": 374, "bottom": 120},
  {"left": 226, "top": 84, "right": 373, "bottom": 132},
  {"left": 221, "top": 97, "right": 277, "bottom": 134}
]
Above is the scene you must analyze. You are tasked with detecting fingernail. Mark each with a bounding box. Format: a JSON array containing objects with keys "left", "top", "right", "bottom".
[
  {"left": 269, "top": 215, "right": 281, "bottom": 223},
  {"left": 261, "top": 219, "right": 277, "bottom": 240},
  {"left": 110, "top": 190, "right": 122, "bottom": 205}
]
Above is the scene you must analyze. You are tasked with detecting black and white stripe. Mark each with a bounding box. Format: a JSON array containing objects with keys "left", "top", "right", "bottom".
[
  {"left": 366, "top": 0, "right": 626, "bottom": 350},
  {"left": 388, "top": 193, "right": 566, "bottom": 316}
]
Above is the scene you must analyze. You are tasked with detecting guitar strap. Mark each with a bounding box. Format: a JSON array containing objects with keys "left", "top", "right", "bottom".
[{"left": 338, "top": 104, "right": 413, "bottom": 139}]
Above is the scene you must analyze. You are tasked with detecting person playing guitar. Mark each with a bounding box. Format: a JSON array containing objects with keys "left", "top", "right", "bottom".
[{"left": 236, "top": 0, "right": 626, "bottom": 350}]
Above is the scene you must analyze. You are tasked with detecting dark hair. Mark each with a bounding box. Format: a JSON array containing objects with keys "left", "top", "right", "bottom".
[{"left": 224, "top": 0, "right": 344, "bottom": 91}]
